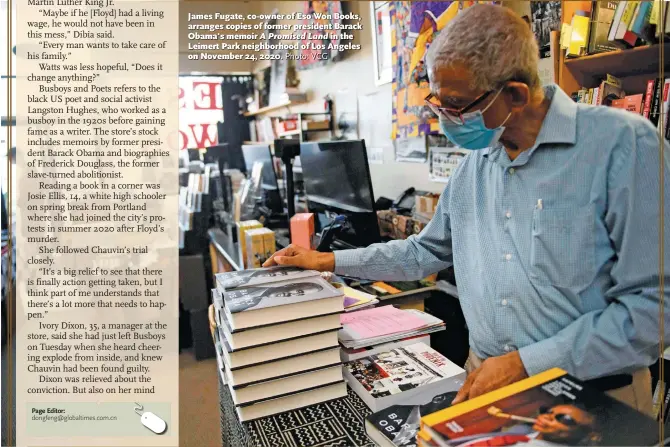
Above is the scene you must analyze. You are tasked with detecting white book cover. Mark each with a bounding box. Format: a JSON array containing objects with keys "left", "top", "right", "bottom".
[
  {"left": 345, "top": 343, "right": 464, "bottom": 400},
  {"left": 216, "top": 266, "right": 320, "bottom": 290},
  {"left": 223, "top": 276, "right": 342, "bottom": 314}
]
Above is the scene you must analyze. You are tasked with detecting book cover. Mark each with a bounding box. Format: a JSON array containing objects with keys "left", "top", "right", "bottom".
[
  {"left": 366, "top": 391, "right": 458, "bottom": 447},
  {"left": 588, "top": 1, "right": 619, "bottom": 54},
  {"left": 624, "top": 94, "right": 644, "bottom": 114},
  {"left": 223, "top": 276, "right": 342, "bottom": 313},
  {"left": 421, "top": 368, "right": 659, "bottom": 446},
  {"left": 215, "top": 265, "right": 320, "bottom": 290},
  {"left": 345, "top": 343, "right": 464, "bottom": 400}
]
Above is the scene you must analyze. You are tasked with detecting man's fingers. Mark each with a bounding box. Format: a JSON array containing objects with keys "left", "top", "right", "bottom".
[
  {"left": 262, "top": 247, "right": 290, "bottom": 267},
  {"left": 452, "top": 369, "right": 478, "bottom": 405},
  {"left": 275, "top": 254, "right": 302, "bottom": 267}
]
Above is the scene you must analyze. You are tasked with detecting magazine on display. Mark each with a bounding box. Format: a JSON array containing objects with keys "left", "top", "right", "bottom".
[{"left": 419, "top": 368, "right": 659, "bottom": 447}]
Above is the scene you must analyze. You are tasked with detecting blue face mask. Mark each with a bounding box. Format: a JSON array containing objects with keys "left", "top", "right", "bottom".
[{"left": 439, "top": 89, "right": 511, "bottom": 150}]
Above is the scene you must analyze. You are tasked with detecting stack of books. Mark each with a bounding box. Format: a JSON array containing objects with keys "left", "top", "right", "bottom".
[
  {"left": 213, "top": 266, "right": 348, "bottom": 421},
  {"left": 414, "top": 368, "right": 659, "bottom": 447},
  {"left": 344, "top": 342, "right": 465, "bottom": 413},
  {"left": 339, "top": 305, "right": 446, "bottom": 362}
]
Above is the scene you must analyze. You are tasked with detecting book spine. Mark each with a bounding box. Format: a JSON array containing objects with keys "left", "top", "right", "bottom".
[
  {"left": 650, "top": 78, "right": 662, "bottom": 126},
  {"left": 643, "top": 79, "right": 655, "bottom": 119},
  {"left": 616, "top": 1, "right": 637, "bottom": 40},
  {"left": 631, "top": 1, "right": 652, "bottom": 37},
  {"left": 663, "top": 386, "right": 670, "bottom": 422},
  {"left": 608, "top": 1, "right": 625, "bottom": 41},
  {"left": 660, "top": 78, "right": 670, "bottom": 138},
  {"left": 651, "top": 0, "right": 660, "bottom": 25},
  {"left": 653, "top": 380, "right": 665, "bottom": 420}
]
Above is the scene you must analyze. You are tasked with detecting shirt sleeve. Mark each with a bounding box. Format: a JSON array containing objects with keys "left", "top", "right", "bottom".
[
  {"left": 519, "top": 119, "right": 670, "bottom": 379},
  {"left": 334, "top": 183, "right": 454, "bottom": 281}
]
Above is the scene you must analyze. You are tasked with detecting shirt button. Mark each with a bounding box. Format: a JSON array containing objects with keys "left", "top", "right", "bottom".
[
  {"left": 501, "top": 299, "right": 508, "bottom": 306},
  {"left": 504, "top": 253, "right": 512, "bottom": 261},
  {"left": 505, "top": 211, "right": 511, "bottom": 219},
  {"left": 503, "top": 344, "right": 511, "bottom": 352},
  {"left": 509, "top": 168, "right": 516, "bottom": 175}
]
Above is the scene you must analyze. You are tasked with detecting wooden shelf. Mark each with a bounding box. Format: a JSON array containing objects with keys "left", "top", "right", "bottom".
[
  {"left": 243, "top": 101, "right": 305, "bottom": 117},
  {"left": 277, "top": 129, "right": 301, "bottom": 137},
  {"left": 564, "top": 44, "right": 670, "bottom": 86}
]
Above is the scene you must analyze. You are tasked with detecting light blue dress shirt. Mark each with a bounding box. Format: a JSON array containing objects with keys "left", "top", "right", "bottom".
[{"left": 335, "top": 85, "right": 670, "bottom": 380}]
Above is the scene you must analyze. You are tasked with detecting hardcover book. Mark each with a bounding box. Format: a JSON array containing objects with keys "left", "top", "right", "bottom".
[
  {"left": 223, "top": 276, "right": 341, "bottom": 313},
  {"left": 344, "top": 342, "right": 465, "bottom": 413},
  {"left": 222, "top": 275, "right": 344, "bottom": 330},
  {"left": 588, "top": 1, "right": 619, "bottom": 54},
  {"left": 420, "top": 368, "right": 659, "bottom": 447},
  {"left": 215, "top": 265, "right": 320, "bottom": 291}
]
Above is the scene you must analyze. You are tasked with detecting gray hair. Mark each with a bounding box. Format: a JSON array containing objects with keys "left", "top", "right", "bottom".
[{"left": 426, "top": 4, "right": 540, "bottom": 92}]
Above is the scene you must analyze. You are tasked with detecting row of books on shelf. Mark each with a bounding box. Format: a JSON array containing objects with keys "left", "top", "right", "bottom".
[
  {"left": 573, "top": 74, "right": 670, "bottom": 140},
  {"left": 567, "top": 0, "right": 669, "bottom": 57}
]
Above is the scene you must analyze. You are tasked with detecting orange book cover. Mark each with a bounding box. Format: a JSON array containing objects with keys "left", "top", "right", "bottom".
[
  {"left": 610, "top": 98, "right": 626, "bottom": 109},
  {"left": 624, "top": 93, "right": 644, "bottom": 114}
]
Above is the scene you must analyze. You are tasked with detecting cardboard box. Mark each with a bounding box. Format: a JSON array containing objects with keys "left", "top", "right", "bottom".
[
  {"left": 245, "top": 228, "right": 276, "bottom": 268},
  {"left": 415, "top": 194, "right": 439, "bottom": 216},
  {"left": 236, "top": 220, "right": 263, "bottom": 267},
  {"left": 290, "top": 213, "right": 315, "bottom": 249}
]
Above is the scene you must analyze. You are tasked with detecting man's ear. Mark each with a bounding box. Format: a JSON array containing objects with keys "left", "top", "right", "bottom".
[{"left": 504, "top": 82, "right": 531, "bottom": 112}]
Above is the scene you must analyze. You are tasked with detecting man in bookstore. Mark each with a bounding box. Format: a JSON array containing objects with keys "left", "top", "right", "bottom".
[{"left": 265, "top": 4, "right": 669, "bottom": 415}]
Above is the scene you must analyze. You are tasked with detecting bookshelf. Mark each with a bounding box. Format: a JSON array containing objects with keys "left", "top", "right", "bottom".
[
  {"left": 243, "top": 101, "right": 306, "bottom": 117},
  {"left": 558, "top": 1, "right": 670, "bottom": 97}
]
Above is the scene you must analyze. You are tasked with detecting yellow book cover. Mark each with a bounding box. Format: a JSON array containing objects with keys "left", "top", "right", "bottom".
[
  {"left": 650, "top": 0, "right": 660, "bottom": 25},
  {"left": 237, "top": 220, "right": 262, "bottom": 267},
  {"left": 621, "top": 0, "right": 639, "bottom": 28},
  {"left": 567, "top": 14, "right": 590, "bottom": 57},
  {"left": 420, "top": 367, "right": 659, "bottom": 446}
]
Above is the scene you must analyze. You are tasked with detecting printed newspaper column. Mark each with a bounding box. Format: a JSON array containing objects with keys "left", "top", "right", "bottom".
[{"left": 16, "top": 0, "right": 179, "bottom": 445}]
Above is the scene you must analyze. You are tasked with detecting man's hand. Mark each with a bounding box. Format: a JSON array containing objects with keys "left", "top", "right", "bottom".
[
  {"left": 452, "top": 352, "right": 528, "bottom": 405},
  {"left": 262, "top": 245, "right": 336, "bottom": 272}
]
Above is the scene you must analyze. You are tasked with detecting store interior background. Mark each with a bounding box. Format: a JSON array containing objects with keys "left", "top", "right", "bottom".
[
  {"left": 177, "top": 1, "right": 452, "bottom": 444},
  {"left": 180, "top": 0, "right": 444, "bottom": 199}
]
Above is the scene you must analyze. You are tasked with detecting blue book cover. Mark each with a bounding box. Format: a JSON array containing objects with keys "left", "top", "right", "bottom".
[{"left": 630, "top": 1, "right": 652, "bottom": 37}]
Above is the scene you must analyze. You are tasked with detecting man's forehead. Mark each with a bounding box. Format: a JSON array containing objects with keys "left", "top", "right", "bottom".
[{"left": 429, "top": 64, "right": 478, "bottom": 99}]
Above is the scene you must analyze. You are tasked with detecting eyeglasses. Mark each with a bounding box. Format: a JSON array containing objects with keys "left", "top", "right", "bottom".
[
  {"left": 538, "top": 406, "right": 577, "bottom": 427},
  {"left": 424, "top": 89, "right": 494, "bottom": 124}
]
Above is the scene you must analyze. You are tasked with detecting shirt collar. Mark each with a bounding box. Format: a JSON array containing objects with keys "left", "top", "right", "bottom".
[{"left": 483, "top": 84, "right": 577, "bottom": 158}]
